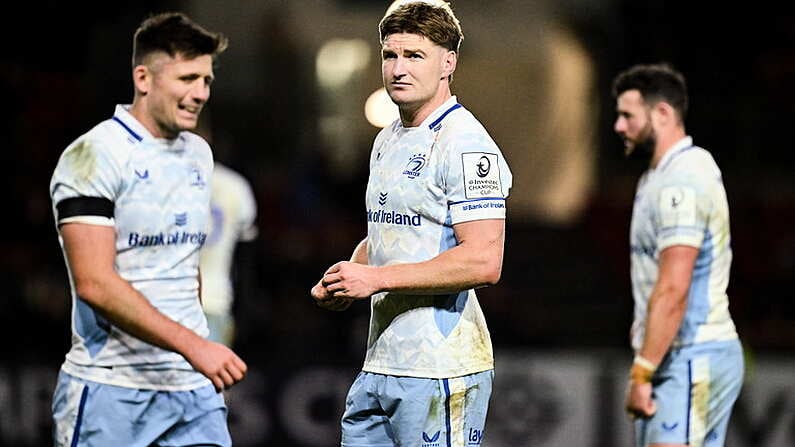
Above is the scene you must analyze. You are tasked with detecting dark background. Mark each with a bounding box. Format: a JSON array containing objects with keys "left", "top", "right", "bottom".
[{"left": 0, "top": 1, "right": 792, "bottom": 445}]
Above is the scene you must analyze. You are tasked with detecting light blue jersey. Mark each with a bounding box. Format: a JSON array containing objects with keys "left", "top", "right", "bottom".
[
  {"left": 50, "top": 105, "right": 212, "bottom": 391},
  {"left": 362, "top": 96, "right": 513, "bottom": 379},
  {"left": 629, "top": 137, "right": 738, "bottom": 351}
]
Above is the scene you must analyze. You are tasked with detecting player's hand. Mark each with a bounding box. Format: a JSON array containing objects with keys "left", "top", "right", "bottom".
[
  {"left": 625, "top": 381, "right": 657, "bottom": 419},
  {"left": 311, "top": 278, "right": 353, "bottom": 311},
  {"left": 186, "top": 339, "right": 248, "bottom": 392},
  {"left": 321, "top": 261, "right": 381, "bottom": 299}
]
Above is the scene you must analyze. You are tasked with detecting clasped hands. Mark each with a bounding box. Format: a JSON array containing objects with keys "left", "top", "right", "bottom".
[{"left": 310, "top": 261, "right": 381, "bottom": 311}]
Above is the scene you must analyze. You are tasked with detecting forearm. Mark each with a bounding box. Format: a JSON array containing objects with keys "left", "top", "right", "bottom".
[
  {"left": 376, "top": 242, "right": 502, "bottom": 294},
  {"left": 638, "top": 284, "right": 688, "bottom": 365},
  {"left": 350, "top": 238, "right": 369, "bottom": 264},
  {"left": 79, "top": 274, "right": 203, "bottom": 356}
]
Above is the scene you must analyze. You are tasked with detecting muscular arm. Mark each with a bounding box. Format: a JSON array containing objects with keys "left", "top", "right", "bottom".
[
  {"left": 320, "top": 218, "right": 505, "bottom": 298},
  {"left": 61, "top": 222, "right": 247, "bottom": 390},
  {"left": 626, "top": 244, "right": 698, "bottom": 417},
  {"left": 639, "top": 245, "right": 698, "bottom": 364}
]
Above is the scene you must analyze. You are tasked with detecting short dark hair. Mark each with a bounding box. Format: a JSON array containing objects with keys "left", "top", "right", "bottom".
[
  {"left": 379, "top": 1, "right": 464, "bottom": 53},
  {"left": 612, "top": 63, "right": 689, "bottom": 122},
  {"left": 132, "top": 12, "right": 228, "bottom": 67}
]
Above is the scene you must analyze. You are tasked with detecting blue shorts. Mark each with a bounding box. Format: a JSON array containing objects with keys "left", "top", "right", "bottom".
[
  {"left": 52, "top": 371, "right": 230, "bottom": 447},
  {"left": 341, "top": 370, "right": 493, "bottom": 447},
  {"left": 635, "top": 340, "right": 744, "bottom": 447}
]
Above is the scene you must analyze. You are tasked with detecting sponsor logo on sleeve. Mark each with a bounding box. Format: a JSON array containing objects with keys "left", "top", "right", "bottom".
[
  {"left": 659, "top": 186, "right": 696, "bottom": 227},
  {"left": 462, "top": 153, "right": 502, "bottom": 199}
]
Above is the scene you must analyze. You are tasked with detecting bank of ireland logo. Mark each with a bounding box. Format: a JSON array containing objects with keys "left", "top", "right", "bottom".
[
  {"left": 422, "top": 430, "right": 441, "bottom": 447},
  {"left": 402, "top": 153, "right": 427, "bottom": 179},
  {"left": 476, "top": 155, "right": 491, "bottom": 177}
]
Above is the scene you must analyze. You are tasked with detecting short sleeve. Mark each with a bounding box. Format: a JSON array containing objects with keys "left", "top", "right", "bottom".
[
  {"left": 50, "top": 137, "right": 122, "bottom": 227},
  {"left": 445, "top": 131, "right": 513, "bottom": 224},
  {"left": 656, "top": 183, "right": 709, "bottom": 250}
]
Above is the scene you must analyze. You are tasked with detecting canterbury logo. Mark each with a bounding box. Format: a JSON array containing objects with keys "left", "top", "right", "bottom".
[{"left": 423, "top": 430, "right": 440, "bottom": 442}]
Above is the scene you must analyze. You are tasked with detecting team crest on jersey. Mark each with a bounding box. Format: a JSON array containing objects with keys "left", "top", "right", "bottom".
[
  {"left": 402, "top": 153, "right": 427, "bottom": 179},
  {"left": 189, "top": 166, "right": 206, "bottom": 188}
]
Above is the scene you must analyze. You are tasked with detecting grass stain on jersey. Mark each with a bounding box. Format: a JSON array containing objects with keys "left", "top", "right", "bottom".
[{"left": 64, "top": 140, "right": 96, "bottom": 184}]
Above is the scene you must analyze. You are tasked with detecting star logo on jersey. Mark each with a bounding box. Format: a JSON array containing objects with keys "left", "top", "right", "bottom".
[
  {"left": 378, "top": 192, "right": 388, "bottom": 206},
  {"left": 476, "top": 155, "right": 491, "bottom": 177},
  {"left": 422, "top": 430, "right": 441, "bottom": 447},
  {"left": 402, "top": 153, "right": 427, "bottom": 179}
]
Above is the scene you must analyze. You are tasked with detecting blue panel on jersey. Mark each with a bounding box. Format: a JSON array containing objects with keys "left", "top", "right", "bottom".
[
  {"left": 433, "top": 214, "right": 465, "bottom": 337},
  {"left": 682, "top": 229, "right": 714, "bottom": 341},
  {"left": 434, "top": 291, "right": 467, "bottom": 337},
  {"left": 74, "top": 298, "right": 109, "bottom": 358}
]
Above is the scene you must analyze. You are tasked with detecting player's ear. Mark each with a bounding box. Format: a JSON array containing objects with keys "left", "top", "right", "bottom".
[
  {"left": 650, "top": 101, "right": 677, "bottom": 129},
  {"left": 441, "top": 50, "right": 457, "bottom": 80},
  {"left": 132, "top": 65, "right": 151, "bottom": 96}
]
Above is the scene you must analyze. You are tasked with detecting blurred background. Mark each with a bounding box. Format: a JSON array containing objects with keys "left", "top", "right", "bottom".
[{"left": 0, "top": 0, "right": 792, "bottom": 446}]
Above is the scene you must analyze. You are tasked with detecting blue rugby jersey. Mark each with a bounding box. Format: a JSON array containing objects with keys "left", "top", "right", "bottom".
[
  {"left": 362, "top": 96, "right": 513, "bottom": 378},
  {"left": 50, "top": 105, "right": 212, "bottom": 390}
]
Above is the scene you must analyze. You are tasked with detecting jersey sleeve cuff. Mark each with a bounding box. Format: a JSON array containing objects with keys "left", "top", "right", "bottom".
[{"left": 449, "top": 198, "right": 506, "bottom": 224}]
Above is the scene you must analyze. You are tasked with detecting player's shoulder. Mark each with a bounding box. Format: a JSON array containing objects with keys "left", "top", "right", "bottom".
[
  {"left": 58, "top": 117, "right": 137, "bottom": 166},
  {"left": 666, "top": 146, "right": 720, "bottom": 179},
  {"left": 180, "top": 131, "right": 213, "bottom": 154},
  {"left": 436, "top": 105, "right": 498, "bottom": 151}
]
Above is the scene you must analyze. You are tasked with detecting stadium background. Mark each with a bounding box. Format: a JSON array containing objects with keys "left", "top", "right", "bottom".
[{"left": 0, "top": 0, "right": 792, "bottom": 445}]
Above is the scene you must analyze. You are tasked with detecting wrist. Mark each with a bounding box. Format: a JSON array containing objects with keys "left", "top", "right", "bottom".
[{"left": 630, "top": 354, "right": 657, "bottom": 384}]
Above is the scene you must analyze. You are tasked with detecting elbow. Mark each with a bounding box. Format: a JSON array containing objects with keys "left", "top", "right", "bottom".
[
  {"left": 477, "top": 259, "right": 503, "bottom": 286},
  {"left": 73, "top": 276, "right": 107, "bottom": 307}
]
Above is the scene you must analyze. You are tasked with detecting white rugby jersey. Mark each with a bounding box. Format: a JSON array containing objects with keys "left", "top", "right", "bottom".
[
  {"left": 629, "top": 136, "right": 738, "bottom": 350},
  {"left": 200, "top": 162, "right": 258, "bottom": 316},
  {"left": 362, "top": 96, "right": 513, "bottom": 378},
  {"left": 50, "top": 105, "right": 213, "bottom": 390}
]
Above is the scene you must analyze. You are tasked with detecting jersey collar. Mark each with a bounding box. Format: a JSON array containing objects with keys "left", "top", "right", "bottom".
[
  {"left": 417, "top": 96, "right": 461, "bottom": 132},
  {"left": 112, "top": 105, "right": 187, "bottom": 149},
  {"left": 655, "top": 136, "right": 694, "bottom": 172}
]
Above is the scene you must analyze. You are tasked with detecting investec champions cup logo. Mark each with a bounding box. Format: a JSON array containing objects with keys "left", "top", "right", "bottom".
[
  {"left": 463, "top": 152, "right": 501, "bottom": 199},
  {"left": 403, "top": 153, "right": 427, "bottom": 179}
]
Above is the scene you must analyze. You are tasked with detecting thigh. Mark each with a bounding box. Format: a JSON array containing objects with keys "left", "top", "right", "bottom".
[
  {"left": 52, "top": 372, "right": 178, "bottom": 447},
  {"left": 386, "top": 370, "right": 493, "bottom": 447},
  {"left": 341, "top": 372, "right": 395, "bottom": 447},
  {"left": 637, "top": 341, "right": 744, "bottom": 447},
  {"left": 156, "top": 384, "right": 231, "bottom": 447}
]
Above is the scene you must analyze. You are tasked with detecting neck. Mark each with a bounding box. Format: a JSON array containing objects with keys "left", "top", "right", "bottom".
[
  {"left": 128, "top": 98, "right": 174, "bottom": 139},
  {"left": 650, "top": 127, "right": 686, "bottom": 168},
  {"left": 399, "top": 87, "right": 452, "bottom": 128}
]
